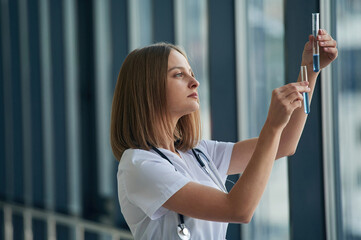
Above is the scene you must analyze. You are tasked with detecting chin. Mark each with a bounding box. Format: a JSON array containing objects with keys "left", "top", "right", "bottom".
[
  {"left": 175, "top": 103, "right": 200, "bottom": 117},
  {"left": 191, "top": 102, "right": 200, "bottom": 112},
  {"left": 181, "top": 107, "right": 199, "bottom": 117}
]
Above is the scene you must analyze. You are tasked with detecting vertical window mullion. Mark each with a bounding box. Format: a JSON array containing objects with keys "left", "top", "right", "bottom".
[
  {"left": 39, "top": 0, "right": 55, "bottom": 212},
  {"left": 64, "top": 0, "right": 81, "bottom": 217},
  {"left": 285, "top": 1, "right": 327, "bottom": 239},
  {"left": 235, "top": 0, "right": 249, "bottom": 142},
  {"left": 110, "top": 0, "right": 129, "bottom": 229},
  {"left": 18, "top": 0, "right": 32, "bottom": 207},
  {"left": 1, "top": 0, "right": 15, "bottom": 202},
  {"left": 93, "top": 0, "right": 114, "bottom": 221},
  {"left": 208, "top": 0, "right": 239, "bottom": 238},
  {"left": 320, "top": 0, "right": 343, "bottom": 239}
]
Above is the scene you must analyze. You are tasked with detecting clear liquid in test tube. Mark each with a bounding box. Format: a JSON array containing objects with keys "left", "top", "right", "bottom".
[
  {"left": 301, "top": 66, "right": 310, "bottom": 114},
  {"left": 312, "top": 13, "right": 320, "bottom": 72}
]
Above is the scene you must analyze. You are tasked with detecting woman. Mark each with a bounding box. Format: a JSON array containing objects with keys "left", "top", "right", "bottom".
[{"left": 110, "top": 30, "right": 337, "bottom": 239}]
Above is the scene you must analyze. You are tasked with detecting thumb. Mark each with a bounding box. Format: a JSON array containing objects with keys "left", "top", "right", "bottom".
[{"left": 304, "top": 35, "right": 313, "bottom": 51}]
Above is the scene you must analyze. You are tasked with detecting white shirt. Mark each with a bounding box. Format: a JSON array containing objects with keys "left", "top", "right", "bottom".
[{"left": 117, "top": 140, "right": 235, "bottom": 240}]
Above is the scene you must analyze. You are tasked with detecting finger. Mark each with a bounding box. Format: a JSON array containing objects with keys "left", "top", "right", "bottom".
[
  {"left": 323, "top": 47, "right": 338, "bottom": 57},
  {"left": 279, "top": 85, "right": 309, "bottom": 96},
  {"left": 322, "top": 46, "right": 337, "bottom": 52},
  {"left": 290, "top": 100, "right": 302, "bottom": 110},
  {"left": 317, "top": 34, "right": 333, "bottom": 41},
  {"left": 304, "top": 35, "right": 313, "bottom": 50},
  {"left": 318, "top": 29, "right": 329, "bottom": 36},
  {"left": 284, "top": 91, "right": 304, "bottom": 103},
  {"left": 279, "top": 82, "right": 310, "bottom": 95},
  {"left": 284, "top": 81, "right": 309, "bottom": 89},
  {"left": 323, "top": 47, "right": 338, "bottom": 53},
  {"left": 319, "top": 39, "right": 337, "bottom": 47},
  {"left": 309, "top": 34, "right": 315, "bottom": 43}
]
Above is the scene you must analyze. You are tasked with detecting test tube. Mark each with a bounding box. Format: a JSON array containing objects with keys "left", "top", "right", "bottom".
[
  {"left": 301, "top": 66, "right": 310, "bottom": 114},
  {"left": 312, "top": 13, "right": 320, "bottom": 72}
]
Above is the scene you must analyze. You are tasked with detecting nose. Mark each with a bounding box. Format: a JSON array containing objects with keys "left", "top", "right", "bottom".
[{"left": 188, "top": 75, "right": 200, "bottom": 89}]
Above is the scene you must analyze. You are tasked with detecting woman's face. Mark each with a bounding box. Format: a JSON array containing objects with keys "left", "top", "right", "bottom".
[{"left": 166, "top": 49, "right": 200, "bottom": 120}]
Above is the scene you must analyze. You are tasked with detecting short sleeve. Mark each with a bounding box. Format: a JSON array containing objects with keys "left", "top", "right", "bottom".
[
  {"left": 196, "top": 140, "right": 234, "bottom": 178},
  {"left": 117, "top": 149, "right": 191, "bottom": 220}
]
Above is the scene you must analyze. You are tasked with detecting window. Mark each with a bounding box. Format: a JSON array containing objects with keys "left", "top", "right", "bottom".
[
  {"left": 128, "top": 0, "right": 153, "bottom": 50},
  {"left": 237, "top": 0, "right": 290, "bottom": 239},
  {"left": 175, "top": 0, "right": 211, "bottom": 139},
  {"left": 336, "top": 0, "right": 361, "bottom": 238}
]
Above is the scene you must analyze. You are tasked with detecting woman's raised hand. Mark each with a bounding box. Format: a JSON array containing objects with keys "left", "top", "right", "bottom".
[
  {"left": 301, "top": 29, "right": 338, "bottom": 70},
  {"left": 265, "top": 82, "right": 311, "bottom": 130}
]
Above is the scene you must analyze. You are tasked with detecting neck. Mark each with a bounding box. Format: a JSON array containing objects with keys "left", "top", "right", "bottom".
[
  {"left": 157, "top": 116, "right": 179, "bottom": 153},
  {"left": 161, "top": 142, "right": 177, "bottom": 153},
  {"left": 156, "top": 140, "right": 182, "bottom": 159}
]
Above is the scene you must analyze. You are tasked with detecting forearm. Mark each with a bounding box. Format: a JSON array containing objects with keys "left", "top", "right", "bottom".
[
  {"left": 277, "top": 66, "right": 319, "bottom": 158},
  {"left": 228, "top": 122, "right": 282, "bottom": 222}
]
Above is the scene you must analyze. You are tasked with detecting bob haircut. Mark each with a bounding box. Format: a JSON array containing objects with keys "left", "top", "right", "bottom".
[{"left": 110, "top": 43, "right": 201, "bottom": 160}]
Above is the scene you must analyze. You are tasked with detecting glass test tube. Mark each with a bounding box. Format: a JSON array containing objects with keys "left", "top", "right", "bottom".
[
  {"left": 312, "top": 13, "right": 320, "bottom": 72},
  {"left": 301, "top": 66, "right": 310, "bottom": 114}
]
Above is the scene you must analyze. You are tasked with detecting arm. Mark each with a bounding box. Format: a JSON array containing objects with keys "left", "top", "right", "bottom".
[
  {"left": 274, "top": 67, "right": 318, "bottom": 157},
  {"left": 277, "top": 29, "right": 338, "bottom": 157},
  {"left": 227, "top": 29, "right": 338, "bottom": 175},
  {"left": 227, "top": 82, "right": 309, "bottom": 175},
  {"left": 163, "top": 84, "right": 302, "bottom": 223},
  {"left": 163, "top": 124, "right": 281, "bottom": 223}
]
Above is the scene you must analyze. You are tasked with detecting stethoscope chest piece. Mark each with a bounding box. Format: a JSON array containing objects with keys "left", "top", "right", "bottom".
[{"left": 177, "top": 223, "right": 191, "bottom": 240}]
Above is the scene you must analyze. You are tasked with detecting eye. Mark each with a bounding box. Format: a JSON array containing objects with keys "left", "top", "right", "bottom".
[{"left": 174, "top": 72, "right": 183, "bottom": 78}]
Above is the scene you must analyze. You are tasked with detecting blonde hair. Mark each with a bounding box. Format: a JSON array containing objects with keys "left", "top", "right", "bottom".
[{"left": 110, "top": 43, "right": 201, "bottom": 160}]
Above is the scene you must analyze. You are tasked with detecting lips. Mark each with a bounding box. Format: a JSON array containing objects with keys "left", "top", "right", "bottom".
[{"left": 187, "top": 92, "right": 198, "bottom": 98}]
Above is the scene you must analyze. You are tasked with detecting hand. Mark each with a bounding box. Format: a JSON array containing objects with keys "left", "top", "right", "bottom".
[
  {"left": 266, "top": 82, "right": 311, "bottom": 130},
  {"left": 301, "top": 29, "right": 338, "bottom": 70}
]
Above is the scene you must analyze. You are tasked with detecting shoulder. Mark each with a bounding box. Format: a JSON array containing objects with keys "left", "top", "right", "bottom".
[
  {"left": 120, "top": 148, "right": 160, "bottom": 163},
  {"left": 118, "top": 148, "right": 165, "bottom": 174},
  {"left": 195, "top": 140, "right": 235, "bottom": 165},
  {"left": 196, "top": 140, "right": 234, "bottom": 154},
  {"left": 117, "top": 148, "right": 181, "bottom": 181},
  {"left": 196, "top": 139, "right": 213, "bottom": 150}
]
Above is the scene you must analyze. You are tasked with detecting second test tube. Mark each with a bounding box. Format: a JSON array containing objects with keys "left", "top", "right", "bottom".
[{"left": 301, "top": 66, "right": 310, "bottom": 114}]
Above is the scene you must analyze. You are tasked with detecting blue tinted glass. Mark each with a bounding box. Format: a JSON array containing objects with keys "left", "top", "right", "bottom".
[
  {"left": 175, "top": 0, "right": 211, "bottom": 139},
  {"left": 336, "top": 0, "right": 361, "bottom": 238},
  {"left": 240, "top": 0, "right": 290, "bottom": 239}
]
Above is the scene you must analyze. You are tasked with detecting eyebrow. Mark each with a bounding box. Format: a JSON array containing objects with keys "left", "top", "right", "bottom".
[{"left": 167, "top": 66, "right": 193, "bottom": 74}]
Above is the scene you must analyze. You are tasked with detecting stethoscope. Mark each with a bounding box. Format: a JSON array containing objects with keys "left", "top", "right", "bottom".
[{"left": 152, "top": 146, "right": 228, "bottom": 240}]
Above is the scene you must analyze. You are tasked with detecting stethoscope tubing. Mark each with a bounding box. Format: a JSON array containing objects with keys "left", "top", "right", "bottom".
[
  {"left": 151, "top": 146, "right": 228, "bottom": 240},
  {"left": 192, "top": 149, "right": 228, "bottom": 193}
]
